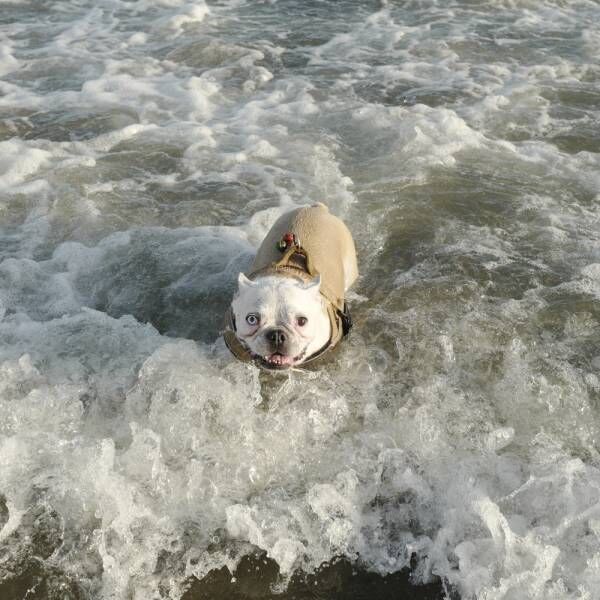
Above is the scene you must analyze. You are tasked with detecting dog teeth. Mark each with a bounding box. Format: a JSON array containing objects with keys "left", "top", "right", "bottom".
[{"left": 267, "top": 353, "right": 290, "bottom": 366}]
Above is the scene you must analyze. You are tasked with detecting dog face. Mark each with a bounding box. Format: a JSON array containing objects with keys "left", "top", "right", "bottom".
[{"left": 231, "top": 273, "right": 331, "bottom": 369}]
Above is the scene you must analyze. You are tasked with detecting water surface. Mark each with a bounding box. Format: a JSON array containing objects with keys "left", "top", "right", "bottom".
[{"left": 1, "top": 0, "right": 600, "bottom": 598}]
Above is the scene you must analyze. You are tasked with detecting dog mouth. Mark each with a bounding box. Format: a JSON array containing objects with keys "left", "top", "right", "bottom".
[
  {"left": 252, "top": 348, "right": 308, "bottom": 370},
  {"left": 265, "top": 352, "right": 294, "bottom": 367}
]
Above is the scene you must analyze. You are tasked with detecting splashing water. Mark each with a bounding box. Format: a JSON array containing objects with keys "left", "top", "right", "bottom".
[{"left": 1, "top": 0, "right": 600, "bottom": 598}]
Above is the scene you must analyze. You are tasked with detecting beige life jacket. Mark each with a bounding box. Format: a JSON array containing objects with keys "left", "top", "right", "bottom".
[{"left": 223, "top": 206, "right": 353, "bottom": 367}]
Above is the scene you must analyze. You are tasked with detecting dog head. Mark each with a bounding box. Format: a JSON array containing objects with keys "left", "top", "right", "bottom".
[{"left": 231, "top": 273, "right": 331, "bottom": 369}]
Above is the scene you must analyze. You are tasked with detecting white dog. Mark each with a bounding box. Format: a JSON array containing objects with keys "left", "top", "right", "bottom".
[{"left": 224, "top": 203, "right": 358, "bottom": 369}]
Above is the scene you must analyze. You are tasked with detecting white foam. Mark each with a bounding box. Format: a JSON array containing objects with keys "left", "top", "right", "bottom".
[
  {"left": 0, "top": 140, "right": 52, "bottom": 189},
  {"left": 2, "top": 0, "right": 600, "bottom": 597},
  {"left": 167, "top": 4, "right": 210, "bottom": 36},
  {"left": 85, "top": 123, "right": 160, "bottom": 152},
  {"left": 0, "top": 36, "right": 19, "bottom": 77}
]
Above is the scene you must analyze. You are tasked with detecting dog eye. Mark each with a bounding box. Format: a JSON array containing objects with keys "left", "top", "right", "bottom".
[
  {"left": 296, "top": 316, "right": 308, "bottom": 327},
  {"left": 246, "top": 313, "right": 260, "bottom": 326}
]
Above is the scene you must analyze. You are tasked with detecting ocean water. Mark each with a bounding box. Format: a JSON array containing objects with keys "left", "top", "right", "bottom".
[{"left": 1, "top": 0, "right": 600, "bottom": 598}]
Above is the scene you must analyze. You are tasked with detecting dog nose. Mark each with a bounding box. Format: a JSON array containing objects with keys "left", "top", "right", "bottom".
[{"left": 266, "top": 328, "right": 286, "bottom": 347}]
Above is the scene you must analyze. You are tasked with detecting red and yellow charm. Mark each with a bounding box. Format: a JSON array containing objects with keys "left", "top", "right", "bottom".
[{"left": 277, "top": 231, "right": 298, "bottom": 252}]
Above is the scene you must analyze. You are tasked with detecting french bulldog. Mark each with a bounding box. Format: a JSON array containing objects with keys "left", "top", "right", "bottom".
[{"left": 225, "top": 203, "right": 358, "bottom": 369}]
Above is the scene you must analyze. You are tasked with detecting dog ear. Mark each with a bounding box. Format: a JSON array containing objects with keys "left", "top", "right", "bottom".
[
  {"left": 303, "top": 275, "right": 321, "bottom": 293},
  {"left": 237, "top": 273, "right": 256, "bottom": 289}
]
